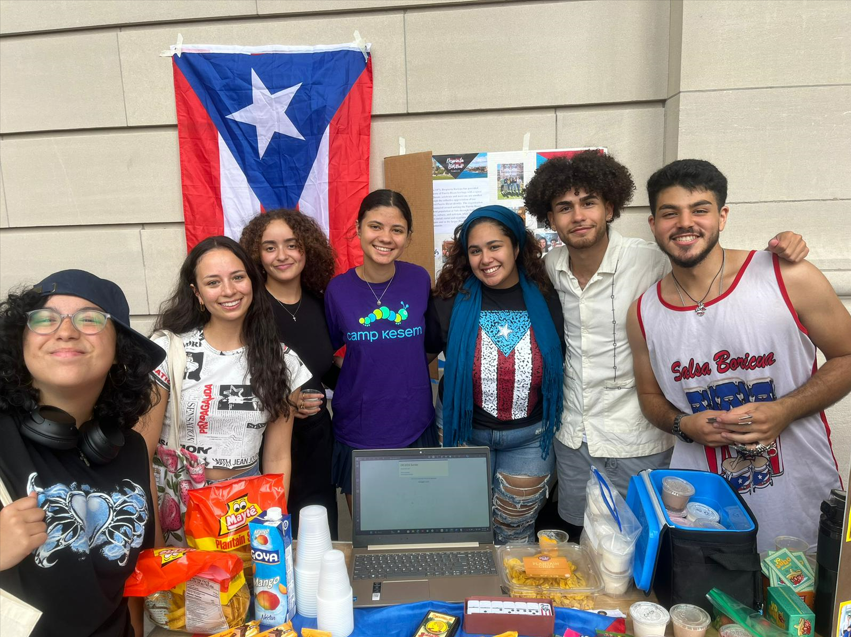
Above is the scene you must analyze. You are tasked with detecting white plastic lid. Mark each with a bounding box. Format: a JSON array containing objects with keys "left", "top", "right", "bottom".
[
  {"left": 670, "top": 604, "right": 711, "bottom": 629},
  {"left": 630, "top": 601, "right": 670, "bottom": 625},
  {"left": 266, "top": 507, "right": 283, "bottom": 520},
  {"left": 686, "top": 502, "right": 720, "bottom": 523},
  {"left": 662, "top": 476, "right": 696, "bottom": 497}
]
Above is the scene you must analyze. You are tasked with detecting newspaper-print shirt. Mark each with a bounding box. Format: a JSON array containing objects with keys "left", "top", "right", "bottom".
[{"left": 152, "top": 328, "right": 310, "bottom": 470}]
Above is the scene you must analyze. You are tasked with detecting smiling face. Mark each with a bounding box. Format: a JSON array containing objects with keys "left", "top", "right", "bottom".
[
  {"left": 546, "top": 187, "right": 613, "bottom": 250},
  {"left": 650, "top": 185, "right": 728, "bottom": 268},
  {"left": 192, "top": 248, "right": 254, "bottom": 325},
  {"left": 466, "top": 220, "right": 520, "bottom": 289},
  {"left": 23, "top": 294, "right": 116, "bottom": 398},
  {"left": 259, "top": 219, "right": 306, "bottom": 286},
  {"left": 358, "top": 205, "right": 411, "bottom": 267}
]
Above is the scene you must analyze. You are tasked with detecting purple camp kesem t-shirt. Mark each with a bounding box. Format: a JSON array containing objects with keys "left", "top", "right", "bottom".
[{"left": 325, "top": 261, "right": 434, "bottom": 448}]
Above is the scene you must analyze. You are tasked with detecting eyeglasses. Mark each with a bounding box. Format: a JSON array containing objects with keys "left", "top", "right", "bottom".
[{"left": 26, "top": 309, "right": 112, "bottom": 335}]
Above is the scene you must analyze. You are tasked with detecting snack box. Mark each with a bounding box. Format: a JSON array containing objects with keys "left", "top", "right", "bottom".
[
  {"left": 766, "top": 586, "right": 815, "bottom": 636},
  {"left": 464, "top": 596, "right": 554, "bottom": 637},
  {"left": 497, "top": 543, "right": 602, "bottom": 610}
]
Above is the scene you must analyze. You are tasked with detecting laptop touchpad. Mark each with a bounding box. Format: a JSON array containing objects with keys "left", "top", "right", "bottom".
[{"left": 380, "top": 579, "right": 430, "bottom": 604}]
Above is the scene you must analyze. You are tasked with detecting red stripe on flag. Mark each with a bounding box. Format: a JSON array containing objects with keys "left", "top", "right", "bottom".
[
  {"left": 173, "top": 63, "right": 225, "bottom": 252},
  {"left": 327, "top": 58, "right": 372, "bottom": 272},
  {"left": 528, "top": 328, "right": 543, "bottom": 416},
  {"left": 497, "top": 348, "right": 515, "bottom": 421},
  {"left": 472, "top": 329, "right": 483, "bottom": 409}
]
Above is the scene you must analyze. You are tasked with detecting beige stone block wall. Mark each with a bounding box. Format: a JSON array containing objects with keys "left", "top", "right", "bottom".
[{"left": 0, "top": 0, "right": 848, "bottom": 475}]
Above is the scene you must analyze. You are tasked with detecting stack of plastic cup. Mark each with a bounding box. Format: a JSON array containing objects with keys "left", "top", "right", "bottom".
[
  {"left": 316, "top": 550, "right": 354, "bottom": 637},
  {"left": 295, "top": 505, "right": 333, "bottom": 618}
]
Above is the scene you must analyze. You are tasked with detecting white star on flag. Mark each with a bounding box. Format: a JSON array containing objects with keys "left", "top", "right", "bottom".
[
  {"left": 227, "top": 69, "right": 304, "bottom": 158},
  {"left": 497, "top": 324, "right": 513, "bottom": 339}
]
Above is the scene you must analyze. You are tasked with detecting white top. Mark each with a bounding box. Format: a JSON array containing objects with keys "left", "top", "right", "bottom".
[
  {"left": 638, "top": 250, "right": 841, "bottom": 551},
  {"left": 545, "top": 229, "right": 674, "bottom": 457},
  {"left": 152, "top": 328, "right": 311, "bottom": 470}
]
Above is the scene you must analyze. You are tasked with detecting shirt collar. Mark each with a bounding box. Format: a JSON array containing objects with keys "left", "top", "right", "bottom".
[{"left": 597, "top": 228, "right": 625, "bottom": 275}]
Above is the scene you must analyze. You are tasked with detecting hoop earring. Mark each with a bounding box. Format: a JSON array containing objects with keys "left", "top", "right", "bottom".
[{"left": 199, "top": 302, "right": 207, "bottom": 314}]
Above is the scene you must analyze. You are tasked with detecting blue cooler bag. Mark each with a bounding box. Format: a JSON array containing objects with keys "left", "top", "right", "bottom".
[{"left": 627, "top": 469, "right": 761, "bottom": 613}]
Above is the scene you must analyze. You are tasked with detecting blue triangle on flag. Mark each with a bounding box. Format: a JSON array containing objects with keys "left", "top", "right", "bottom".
[
  {"left": 480, "top": 310, "right": 530, "bottom": 356},
  {"left": 174, "top": 50, "right": 366, "bottom": 209}
]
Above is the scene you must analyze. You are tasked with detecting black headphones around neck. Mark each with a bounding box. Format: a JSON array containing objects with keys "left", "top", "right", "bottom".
[{"left": 20, "top": 406, "right": 124, "bottom": 465}]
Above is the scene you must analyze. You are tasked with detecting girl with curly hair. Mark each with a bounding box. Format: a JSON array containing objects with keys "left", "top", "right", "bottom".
[
  {"left": 324, "top": 190, "right": 438, "bottom": 509},
  {"left": 136, "top": 237, "right": 311, "bottom": 537},
  {"left": 0, "top": 270, "right": 165, "bottom": 637},
  {"left": 240, "top": 209, "right": 339, "bottom": 538},
  {"left": 429, "top": 206, "right": 565, "bottom": 543}
]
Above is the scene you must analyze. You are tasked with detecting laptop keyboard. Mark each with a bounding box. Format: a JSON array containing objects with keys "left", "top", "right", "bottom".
[{"left": 353, "top": 550, "right": 497, "bottom": 580}]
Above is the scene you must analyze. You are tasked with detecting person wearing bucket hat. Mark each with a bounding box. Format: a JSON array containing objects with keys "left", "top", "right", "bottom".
[
  {"left": 0, "top": 269, "right": 165, "bottom": 637},
  {"left": 428, "top": 205, "right": 565, "bottom": 543}
]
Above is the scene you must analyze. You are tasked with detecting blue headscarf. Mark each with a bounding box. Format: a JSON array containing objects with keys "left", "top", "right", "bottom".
[{"left": 442, "top": 205, "right": 563, "bottom": 458}]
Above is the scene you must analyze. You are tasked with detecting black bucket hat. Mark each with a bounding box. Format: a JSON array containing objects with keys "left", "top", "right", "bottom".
[{"left": 33, "top": 269, "right": 166, "bottom": 370}]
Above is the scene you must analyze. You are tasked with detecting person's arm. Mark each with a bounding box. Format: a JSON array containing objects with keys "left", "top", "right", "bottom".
[
  {"left": 713, "top": 258, "right": 851, "bottom": 446},
  {"left": 425, "top": 294, "right": 445, "bottom": 362},
  {"left": 134, "top": 384, "right": 168, "bottom": 547},
  {"left": 0, "top": 492, "right": 46, "bottom": 571},
  {"left": 766, "top": 231, "right": 808, "bottom": 263},
  {"left": 626, "top": 299, "right": 731, "bottom": 446},
  {"left": 128, "top": 596, "right": 144, "bottom": 637},
  {"left": 262, "top": 408, "right": 295, "bottom": 497}
]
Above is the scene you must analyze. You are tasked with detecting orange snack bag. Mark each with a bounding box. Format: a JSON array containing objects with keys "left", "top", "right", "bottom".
[
  {"left": 185, "top": 474, "right": 287, "bottom": 584},
  {"left": 124, "top": 548, "right": 249, "bottom": 633}
]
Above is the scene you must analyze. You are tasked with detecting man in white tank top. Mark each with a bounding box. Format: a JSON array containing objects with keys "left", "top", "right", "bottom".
[{"left": 627, "top": 159, "right": 851, "bottom": 551}]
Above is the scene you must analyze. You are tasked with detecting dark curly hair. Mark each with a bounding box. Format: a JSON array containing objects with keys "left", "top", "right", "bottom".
[
  {"left": 524, "top": 151, "right": 635, "bottom": 228},
  {"left": 239, "top": 209, "right": 336, "bottom": 295},
  {"left": 0, "top": 287, "right": 159, "bottom": 430},
  {"left": 647, "top": 159, "right": 728, "bottom": 215},
  {"left": 154, "top": 236, "right": 293, "bottom": 421},
  {"left": 433, "top": 218, "right": 551, "bottom": 299}
]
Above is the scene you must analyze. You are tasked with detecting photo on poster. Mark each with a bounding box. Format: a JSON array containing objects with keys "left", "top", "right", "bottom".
[
  {"left": 432, "top": 152, "right": 489, "bottom": 236},
  {"left": 496, "top": 162, "right": 525, "bottom": 200}
]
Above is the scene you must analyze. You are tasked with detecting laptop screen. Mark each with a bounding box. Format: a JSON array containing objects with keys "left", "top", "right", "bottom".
[{"left": 352, "top": 448, "right": 493, "bottom": 547}]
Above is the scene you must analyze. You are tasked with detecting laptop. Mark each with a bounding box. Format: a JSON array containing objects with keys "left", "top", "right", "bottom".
[{"left": 350, "top": 446, "right": 503, "bottom": 607}]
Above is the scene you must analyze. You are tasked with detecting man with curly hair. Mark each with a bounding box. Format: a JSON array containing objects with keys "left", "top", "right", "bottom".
[{"left": 524, "top": 151, "right": 807, "bottom": 538}]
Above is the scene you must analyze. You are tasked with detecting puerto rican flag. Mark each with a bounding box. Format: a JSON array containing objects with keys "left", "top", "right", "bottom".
[{"left": 171, "top": 42, "right": 372, "bottom": 270}]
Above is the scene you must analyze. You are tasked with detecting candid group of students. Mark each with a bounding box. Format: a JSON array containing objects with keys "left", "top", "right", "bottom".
[{"left": 2, "top": 150, "right": 848, "bottom": 637}]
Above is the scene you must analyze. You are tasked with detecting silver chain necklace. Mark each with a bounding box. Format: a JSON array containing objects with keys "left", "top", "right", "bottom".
[
  {"left": 362, "top": 267, "right": 395, "bottom": 306},
  {"left": 671, "top": 249, "right": 726, "bottom": 317},
  {"left": 272, "top": 294, "right": 302, "bottom": 322}
]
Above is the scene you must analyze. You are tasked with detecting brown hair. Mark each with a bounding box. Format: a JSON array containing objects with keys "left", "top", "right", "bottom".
[
  {"left": 433, "top": 218, "right": 551, "bottom": 299},
  {"left": 239, "top": 209, "right": 336, "bottom": 295}
]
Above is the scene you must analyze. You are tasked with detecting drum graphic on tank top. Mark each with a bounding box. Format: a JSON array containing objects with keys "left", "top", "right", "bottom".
[{"left": 684, "top": 375, "right": 784, "bottom": 495}]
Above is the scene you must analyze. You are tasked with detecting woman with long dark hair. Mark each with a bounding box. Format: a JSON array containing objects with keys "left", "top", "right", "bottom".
[
  {"left": 137, "top": 237, "right": 310, "bottom": 499},
  {"left": 429, "top": 206, "right": 565, "bottom": 543},
  {"left": 0, "top": 270, "right": 165, "bottom": 637},
  {"left": 240, "top": 209, "right": 339, "bottom": 538},
  {"left": 324, "top": 190, "right": 437, "bottom": 509}
]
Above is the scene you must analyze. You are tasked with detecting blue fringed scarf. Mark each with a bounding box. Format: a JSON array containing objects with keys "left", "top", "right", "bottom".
[{"left": 442, "top": 205, "right": 563, "bottom": 458}]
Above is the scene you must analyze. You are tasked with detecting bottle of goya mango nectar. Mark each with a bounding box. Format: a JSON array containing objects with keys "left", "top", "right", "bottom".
[{"left": 249, "top": 506, "right": 295, "bottom": 626}]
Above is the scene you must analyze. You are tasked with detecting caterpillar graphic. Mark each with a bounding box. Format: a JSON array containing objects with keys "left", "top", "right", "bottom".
[{"left": 359, "top": 302, "right": 409, "bottom": 326}]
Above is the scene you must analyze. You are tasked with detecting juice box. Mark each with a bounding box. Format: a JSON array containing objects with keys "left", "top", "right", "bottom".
[
  {"left": 249, "top": 507, "right": 295, "bottom": 627},
  {"left": 766, "top": 585, "right": 815, "bottom": 636}
]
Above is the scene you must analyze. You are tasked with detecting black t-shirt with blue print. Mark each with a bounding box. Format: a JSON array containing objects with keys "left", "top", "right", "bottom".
[{"left": 0, "top": 410, "right": 154, "bottom": 637}]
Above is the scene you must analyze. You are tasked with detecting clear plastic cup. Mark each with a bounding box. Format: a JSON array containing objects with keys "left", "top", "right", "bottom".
[
  {"left": 299, "top": 388, "right": 325, "bottom": 415},
  {"left": 317, "top": 589, "right": 354, "bottom": 637},
  {"left": 297, "top": 505, "right": 333, "bottom": 566},
  {"left": 670, "top": 604, "right": 711, "bottom": 637},
  {"left": 774, "top": 535, "right": 809, "bottom": 553},
  {"left": 686, "top": 502, "right": 720, "bottom": 523},
  {"left": 598, "top": 560, "right": 632, "bottom": 595},
  {"left": 538, "top": 529, "right": 569, "bottom": 555},
  {"left": 318, "top": 550, "right": 351, "bottom": 597},
  {"left": 629, "top": 601, "right": 670, "bottom": 637},
  {"left": 295, "top": 563, "right": 321, "bottom": 617},
  {"left": 598, "top": 533, "right": 635, "bottom": 574},
  {"left": 662, "top": 476, "right": 695, "bottom": 513}
]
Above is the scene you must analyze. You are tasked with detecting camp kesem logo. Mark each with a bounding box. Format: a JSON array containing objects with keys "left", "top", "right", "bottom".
[{"left": 218, "top": 493, "right": 261, "bottom": 535}]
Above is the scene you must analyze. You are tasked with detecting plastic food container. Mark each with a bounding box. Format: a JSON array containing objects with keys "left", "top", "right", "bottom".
[
  {"left": 629, "top": 601, "right": 670, "bottom": 637},
  {"left": 669, "top": 516, "right": 695, "bottom": 528},
  {"left": 498, "top": 543, "right": 602, "bottom": 610},
  {"left": 598, "top": 532, "right": 635, "bottom": 573},
  {"left": 598, "top": 560, "right": 632, "bottom": 596},
  {"left": 694, "top": 518, "right": 726, "bottom": 530},
  {"left": 719, "top": 625, "right": 752, "bottom": 637},
  {"left": 662, "top": 476, "right": 695, "bottom": 513},
  {"left": 670, "top": 604, "right": 711, "bottom": 637},
  {"left": 774, "top": 535, "right": 809, "bottom": 552},
  {"left": 537, "top": 530, "right": 569, "bottom": 545},
  {"left": 686, "top": 502, "right": 720, "bottom": 523}
]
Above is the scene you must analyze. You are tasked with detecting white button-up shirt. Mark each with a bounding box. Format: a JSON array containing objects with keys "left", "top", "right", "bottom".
[{"left": 545, "top": 229, "right": 675, "bottom": 458}]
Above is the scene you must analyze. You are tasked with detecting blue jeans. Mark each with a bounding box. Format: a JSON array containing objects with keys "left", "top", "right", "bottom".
[
  {"left": 468, "top": 423, "right": 555, "bottom": 544},
  {"left": 205, "top": 462, "right": 261, "bottom": 486}
]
